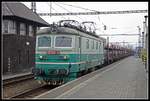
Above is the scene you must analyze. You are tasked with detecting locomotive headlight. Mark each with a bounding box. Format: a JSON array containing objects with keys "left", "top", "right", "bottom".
[
  {"left": 39, "top": 55, "right": 47, "bottom": 60},
  {"left": 64, "top": 55, "right": 68, "bottom": 59},
  {"left": 39, "top": 56, "right": 43, "bottom": 59}
]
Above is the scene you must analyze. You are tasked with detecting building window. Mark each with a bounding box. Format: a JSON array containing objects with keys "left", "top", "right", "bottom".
[
  {"left": 37, "top": 27, "right": 40, "bottom": 31},
  {"left": 20, "top": 23, "right": 26, "bottom": 35},
  {"left": 86, "top": 39, "right": 89, "bottom": 49},
  {"left": 3, "top": 20, "right": 17, "bottom": 34},
  {"left": 9, "top": 20, "right": 16, "bottom": 34},
  {"left": 29, "top": 25, "right": 34, "bottom": 36},
  {"left": 32, "top": 26, "right": 36, "bottom": 36},
  {"left": 3, "top": 20, "right": 9, "bottom": 34}
]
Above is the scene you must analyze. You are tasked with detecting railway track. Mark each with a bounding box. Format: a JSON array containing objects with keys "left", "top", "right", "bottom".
[
  {"left": 11, "top": 85, "right": 58, "bottom": 99},
  {"left": 3, "top": 73, "right": 40, "bottom": 99},
  {"left": 2, "top": 73, "right": 58, "bottom": 99},
  {"left": 3, "top": 73, "right": 34, "bottom": 86}
]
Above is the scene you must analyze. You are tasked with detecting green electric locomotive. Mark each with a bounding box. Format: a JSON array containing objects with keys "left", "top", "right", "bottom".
[{"left": 32, "top": 20, "right": 106, "bottom": 85}]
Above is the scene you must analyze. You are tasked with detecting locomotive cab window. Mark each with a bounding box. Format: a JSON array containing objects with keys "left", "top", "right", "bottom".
[
  {"left": 99, "top": 42, "right": 101, "bottom": 49},
  {"left": 37, "top": 36, "right": 51, "bottom": 48},
  {"left": 55, "top": 36, "right": 72, "bottom": 48},
  {"left": 86, "top": 39, "right": 89, "bottom": 49},
  {"left": 96, "top": 42, "right": 98, "bottom": 49},
  {"left": 92, "top": 40, "right": 95, "bottom": 49}
]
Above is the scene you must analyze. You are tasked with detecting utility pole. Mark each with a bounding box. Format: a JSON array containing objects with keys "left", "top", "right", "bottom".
[
  {"left": 144, "top": 15, "right": 148, "bottom": 50},
  {"left": 104, "top": 25, "right": 107, "bottom": 30},
  {"left": 143, "top": 22, "right": 146, "bottom": 49},
  {"left": 107, "top": 37, "right": 109, "bottom": 64},
  {"left": 31, "top": 2, "right": 36, "bottom": 13},
  {"left": 137, "top": 26, "right": 141, "bottom": 57},
  {"left": 144, "top": 15, "right": 148, "bottom": 72},
  {"left": 142, "top": 31, "right": 144, "bottom": 48},
  {"left": 50, "top": 2, "right": 52, "bottom": 17}
]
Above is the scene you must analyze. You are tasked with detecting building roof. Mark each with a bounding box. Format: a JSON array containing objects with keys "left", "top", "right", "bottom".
[{"left": 2, "top": 2, "right": 49, "bottom": 26}]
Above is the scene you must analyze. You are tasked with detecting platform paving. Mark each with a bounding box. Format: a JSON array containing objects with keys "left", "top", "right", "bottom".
[{"left": 57, "top": 56, "right": 148, "bottom": 99}]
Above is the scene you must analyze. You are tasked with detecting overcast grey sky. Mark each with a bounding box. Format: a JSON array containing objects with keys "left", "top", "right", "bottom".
[{"left": 22, "top": 2, "right": 148, "bottom": 48}]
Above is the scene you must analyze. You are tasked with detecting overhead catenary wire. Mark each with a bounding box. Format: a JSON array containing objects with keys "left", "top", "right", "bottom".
[
  {"left": 46, "top": 2, "right": 67, "bottom": 20},
  {"left": 47, "top": 3, "right": 139, "bottom": 36},
  {"left": 37, "top": 2, "right": 148, "bottom": 16},
  {"left": 38, "top": 10, "right": 148, "bottom": 16},
  {"left": 58, "top": 2, "right": 100, "bottom": 12},
  {"left": 37, "top": 2, "right": 147, "bottom": 32},
  {"left": 51, "top": 7, "right": 67, "bottom": 20},
  {"left": 98, "top": 34, "right": 139, "bottom": 36},
  {"left": 53, "top": 2, "right": 84, "bottom": 21},
  {"left": 58, "top": 3, "right": 107, "bottom": 32},
  {"left": 57, "top": 2, "right": 107, "bottom": 33},
  {"left": 59, "top": 2, "right": 103, "bottom": 25},
  {"left": 96, "top": 15, "right": 107, "bottom": 31},
  {"left": 31, "top": 2, "right": 140, "bottom": 48},
  {"left": 113, "top": 41, "right": 137, "bottom": 43}
]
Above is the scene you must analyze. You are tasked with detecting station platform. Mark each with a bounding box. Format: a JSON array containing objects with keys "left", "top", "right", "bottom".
[{"left": 34, "top": 56, "right": 148, "bottom": 99}]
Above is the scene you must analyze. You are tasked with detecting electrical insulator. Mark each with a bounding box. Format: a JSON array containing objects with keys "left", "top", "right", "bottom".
[{"left": 104, "top": 25, "right": 106, "bottom": 30}]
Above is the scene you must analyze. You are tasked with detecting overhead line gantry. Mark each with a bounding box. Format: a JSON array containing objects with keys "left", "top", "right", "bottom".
[{"left": 37, "top": 10, "right": 148, "bottom": 16}]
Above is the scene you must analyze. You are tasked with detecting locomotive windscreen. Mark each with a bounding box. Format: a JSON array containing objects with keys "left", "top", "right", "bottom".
[
  {"left": 55, "top": 36, "right": 72, "bottom": 48},
  {"left": 37, "top": 35, "right": 51, "bottom": 47}
]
